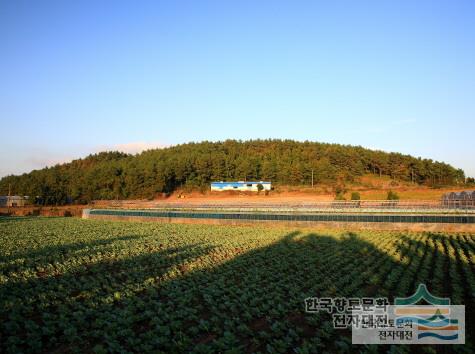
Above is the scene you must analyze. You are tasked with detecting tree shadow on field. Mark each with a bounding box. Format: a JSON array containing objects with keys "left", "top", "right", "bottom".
[{"left": 0, "top": 226, "right": 473, "bottom": 354}]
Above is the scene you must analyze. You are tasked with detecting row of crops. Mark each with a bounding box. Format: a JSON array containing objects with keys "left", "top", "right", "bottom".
[{"left": 0, "top": 217, "right": 474, "bottom": 353}]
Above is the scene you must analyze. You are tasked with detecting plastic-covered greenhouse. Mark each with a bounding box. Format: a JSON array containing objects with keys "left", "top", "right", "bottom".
[{"left": 442, "top": 190, "right": 475, "bottom": 208}]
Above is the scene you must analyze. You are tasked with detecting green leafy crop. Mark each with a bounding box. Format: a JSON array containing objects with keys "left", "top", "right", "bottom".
[{"left": 0, "top": 217, "right": 473, "bottom": 353}]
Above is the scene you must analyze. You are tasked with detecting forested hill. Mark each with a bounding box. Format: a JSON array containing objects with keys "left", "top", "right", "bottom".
[{"left": 0, "top": 140, "right": 465, "bottom": 204}]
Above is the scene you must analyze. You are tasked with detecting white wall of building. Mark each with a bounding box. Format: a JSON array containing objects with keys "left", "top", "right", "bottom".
[{"left": 211, "top": 182, "right": 272, "bottom": 192}]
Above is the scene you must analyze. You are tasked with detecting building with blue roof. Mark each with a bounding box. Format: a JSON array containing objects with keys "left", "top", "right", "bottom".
[{"left": 210, "top": 181, "right": 272, "bottom": 192}]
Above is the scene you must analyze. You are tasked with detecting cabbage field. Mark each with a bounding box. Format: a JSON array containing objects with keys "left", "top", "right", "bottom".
[{"left": 1, "top": 217, "right": 474, "bottom": 353}]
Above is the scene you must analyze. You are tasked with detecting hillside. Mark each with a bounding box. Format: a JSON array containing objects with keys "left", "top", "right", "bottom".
[{"left": 0, "top": 139, "right": 465, "bottom": 204}]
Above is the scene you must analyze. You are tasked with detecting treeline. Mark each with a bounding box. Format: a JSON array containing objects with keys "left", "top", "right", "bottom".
[{"left": 0, "top": 140, "right": 465, "bottom": 204}]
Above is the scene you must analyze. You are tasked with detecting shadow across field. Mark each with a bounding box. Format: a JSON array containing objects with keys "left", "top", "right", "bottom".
[{"left": 0, "top": 226, "right": 473, "bottom": 354}]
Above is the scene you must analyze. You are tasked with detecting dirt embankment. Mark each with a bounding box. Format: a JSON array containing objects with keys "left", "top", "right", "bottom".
[
  {"left": 0, "top": 205, "right": 86, "bottom": 217},
  {"left": 92, "top": 186, "right": 469, "bottom": 209}
]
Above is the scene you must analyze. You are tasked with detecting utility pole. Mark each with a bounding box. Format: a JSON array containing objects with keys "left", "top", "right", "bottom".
[
  {"left": 7, "top": 183, "right": 11, "bottom": 212},
  {"left": 311, "top": 169, "right": 314, "bottom": 188}
]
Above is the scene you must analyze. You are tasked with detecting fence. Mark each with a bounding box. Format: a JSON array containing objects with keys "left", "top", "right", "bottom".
[
  {"left": 87, "top": 209, "right": 475, "bottom": 224},
  {"left": 102, "top": 199, "right": 475, "bottom": 213}
]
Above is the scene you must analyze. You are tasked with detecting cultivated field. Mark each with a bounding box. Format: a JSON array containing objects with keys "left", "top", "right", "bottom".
[{"left": 1, "top": 217, "right": 474, "bottom": 353}]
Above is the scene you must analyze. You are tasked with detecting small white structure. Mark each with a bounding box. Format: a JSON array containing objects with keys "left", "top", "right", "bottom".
[
  {"left": 0, "top": 196, "right": 29, "bottom": 207},
  {"left": 211, "top": 181, "right": 272, "bottom": 192}
]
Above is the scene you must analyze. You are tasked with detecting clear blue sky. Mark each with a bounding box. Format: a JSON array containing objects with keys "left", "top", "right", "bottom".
[{"left": 1, "top": 0, "right": 474, "bottom": 177}]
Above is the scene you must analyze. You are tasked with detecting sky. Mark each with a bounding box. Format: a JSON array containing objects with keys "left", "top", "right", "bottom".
[{"left": 1, "top": 0, "right": 474, "bottom": 177}]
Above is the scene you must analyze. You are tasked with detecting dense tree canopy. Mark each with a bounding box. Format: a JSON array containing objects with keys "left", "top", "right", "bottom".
[{"left": 0, "top": 140, "right": 465, "bottom": 204}]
